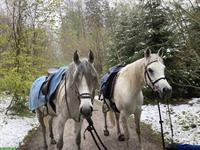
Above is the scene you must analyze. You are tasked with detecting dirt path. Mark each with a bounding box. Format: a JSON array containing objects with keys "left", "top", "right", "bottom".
[{"left": 19, "top": 100, "right": 162, "bottom": 150}]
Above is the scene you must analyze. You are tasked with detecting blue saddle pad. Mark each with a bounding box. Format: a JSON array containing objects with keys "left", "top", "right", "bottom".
[
  {"left": 46, "top": 67, "right": 67, "bottom": 100},
  {"left": 28, "top": 76, "right": 47, "bottom": 111},
  {"left": 28, "top": 67, "right": 67, "bottom": 111}
]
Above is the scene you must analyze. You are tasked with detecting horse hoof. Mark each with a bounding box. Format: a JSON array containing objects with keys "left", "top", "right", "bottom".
[
  {"left": 57, "top": 142, "right": 63, "bottom": 150},
  {"left": 103, "top": 130, "right": 110, "bottom": 136},
  {"left": 77, "top": 145, "right": 81, "bottom": 150},
  {"left": 43, "top": 145, "right": 48, "bottom": 150},
  {"left": 51, "top": 139, "right": 57, "bottom": 145},
  {"left": 118, "top": 134, "right": 125, "bottom": 141}
]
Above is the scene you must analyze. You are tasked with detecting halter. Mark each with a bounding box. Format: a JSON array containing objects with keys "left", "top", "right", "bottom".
[
  {"left": 144, "top": 60, "right": 166, "bottom": 91},
  {"left": 144, "top": 60, "right": 174, "bottom": 150},
  {"left": 64, "top": 74, "right": 94, "bottom": 119},
  {"left": 64, "top": 74, "right": 107, "bottom": 150}
]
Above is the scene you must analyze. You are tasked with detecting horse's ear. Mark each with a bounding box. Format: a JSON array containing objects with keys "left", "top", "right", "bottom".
[
  {"left": 73, "top": 50, "right": 80, "bottom": 64},
  {"left": 88, "top": 50, "right": 94, "bottom": 63},
  {"left": 145, "top": 48, "right": 151, "bottom": 58},
  {"left": 157, "top": 48, "right": 164, "bottom": 57}
]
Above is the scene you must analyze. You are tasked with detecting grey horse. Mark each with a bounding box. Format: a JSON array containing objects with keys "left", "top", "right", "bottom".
[{"left": 36, "top": 50, "right": 98, "bottom": 150}]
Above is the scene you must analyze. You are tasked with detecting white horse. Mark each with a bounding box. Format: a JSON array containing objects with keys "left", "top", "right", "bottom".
[
  {"left": 36, "top": 50, "right": 98, "bottom": 150},
  {"left": 102, "top": 49, "right": 172, "bottom": 149}
]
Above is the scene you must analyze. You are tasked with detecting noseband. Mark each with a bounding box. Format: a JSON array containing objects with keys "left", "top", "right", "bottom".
[
  {"left": 144, "top": 60, "right": 166, "bottom": 90},
  {"left": 78, "top": 93, "right": 94, "bottom": 102}
]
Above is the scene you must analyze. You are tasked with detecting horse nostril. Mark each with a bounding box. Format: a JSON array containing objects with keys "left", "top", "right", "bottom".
[
  {"left": 163, "top": 87, "right": 172, "bottom": 97},
  {"left": 80, "top": 106, "right": 93, "bottom": 117},
  {"left": 90, "top": 106, "right": 93, "bottom": 112}
]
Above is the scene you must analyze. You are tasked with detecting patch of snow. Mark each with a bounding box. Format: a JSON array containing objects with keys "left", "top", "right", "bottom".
[
  {"left": 141, "top": 98, "right": 200, "bottom": 144},
  {"left": 0, "top": 95, "right": 39, "bottom": 148}
]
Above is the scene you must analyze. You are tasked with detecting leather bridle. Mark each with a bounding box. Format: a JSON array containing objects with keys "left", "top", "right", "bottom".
[
  {"left": 78, "top": 93, "right": 94, "bottom": 101},
  {"left": 144, "top": 60, "right": 166, "bottom": 91},
  {"left": 64, "top": 74, "right": 95, "bottom": 120}
]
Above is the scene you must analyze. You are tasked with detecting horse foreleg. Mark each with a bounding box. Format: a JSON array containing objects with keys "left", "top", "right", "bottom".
[
  {"left": 135, "top": 108, "right": 143, "bottom": 150},
  {"left": 49, "top": 116, "right": 56, "bottom": 145},
  {"left": 115, "top": 112, "right": 125, "bottom": 141},
  {"left": 57, "top": 115, "right": 66, "bottom": 150},
  {"left": 74, "top": 120, "right": 83, "bottom": 150},
  {"left": 121, "top": 112, "right": 129, "bottom": 147},
  {"left": 102, "top": 102, "right": 109, "bottom": 136},
  {"left": 36, "top": 109, "right": 48, "bottom": 149}
]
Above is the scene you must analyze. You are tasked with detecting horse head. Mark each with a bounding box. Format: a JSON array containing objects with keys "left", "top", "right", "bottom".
[
  {"left": 72, "top": 50, "right": 98, "bottom": 118},
  {"left": 144, "top": 48, "right": 172, "bottom": 99}
]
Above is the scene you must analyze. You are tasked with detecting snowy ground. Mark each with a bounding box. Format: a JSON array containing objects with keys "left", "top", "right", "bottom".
[
  {"left": 0, "top": 95, "right": 200, "bottom": 148},
  {"left": 141, "top": 98, "right": 200, "bottom": 144},
  {"left": 0, "top": 95, "right": 38, "bottom": 148}
]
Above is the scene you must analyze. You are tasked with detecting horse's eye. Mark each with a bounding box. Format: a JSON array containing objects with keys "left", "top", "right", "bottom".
[{"left": 148, "top": 68, "right": 153, "bottom": 74}]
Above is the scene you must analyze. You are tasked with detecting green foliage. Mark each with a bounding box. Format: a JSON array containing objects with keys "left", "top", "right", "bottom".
[
  {"left": 0, "top": 0, "right": 57, "bottom": 113},
  {"left": 106, "top": 0, "right": 200, "bottom": 99}
]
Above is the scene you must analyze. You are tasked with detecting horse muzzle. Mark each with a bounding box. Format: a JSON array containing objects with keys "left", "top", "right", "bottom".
[
  {"left": 159, "top": 86, "right": 172, "bottom": 99},
  {"left": 80, "top": 105, "right": 93, "bottom": 118}
]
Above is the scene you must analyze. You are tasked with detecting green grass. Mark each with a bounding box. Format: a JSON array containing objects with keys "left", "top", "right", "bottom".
[{"left": 0, "top": 148, "right": 16, "bottom": 150}]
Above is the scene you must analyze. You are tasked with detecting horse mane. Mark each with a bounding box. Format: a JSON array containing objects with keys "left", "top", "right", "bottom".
[{"left": 118, "top": 53, "right": 163, "bottom": 89}]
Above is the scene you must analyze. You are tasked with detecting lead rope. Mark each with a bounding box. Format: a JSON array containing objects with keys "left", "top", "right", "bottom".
[
  {"left": 166, "top": 98, "right": 174, "bottom": 144},
  {"left": 157, "top": 99, "right": 165, "bottom": 150},
  {"left": 157, "top": 98, "right": 174, "bottom": 150},
  {"left": 83, "top": 117, "right": 108, "bottom": 150}
]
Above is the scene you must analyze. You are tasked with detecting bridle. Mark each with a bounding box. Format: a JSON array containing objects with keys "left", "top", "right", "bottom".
[
  {"left": 144, "top": 59, "right": 174, "bottom": 150},
  {"left": 78, "top": 93, "right": 94, "bottom": 104},
  {"left": 64, "top": 72, "right": 107, "bottom": 150},
  {"left": 144, "top": 60, "right": 166, "bottom": 91},
  {"left": 64, "top": 72, "right": 95, "bottom": 119}
]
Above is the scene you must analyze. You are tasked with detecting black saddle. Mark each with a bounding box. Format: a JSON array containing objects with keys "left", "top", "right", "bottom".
[{"left": 99, "top": 64, "right": 124, "bottom": 112}]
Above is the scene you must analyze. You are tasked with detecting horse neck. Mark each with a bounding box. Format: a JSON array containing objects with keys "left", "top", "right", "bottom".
[{"left": 121, "top": 58, "right": 146, "bottom": 92}]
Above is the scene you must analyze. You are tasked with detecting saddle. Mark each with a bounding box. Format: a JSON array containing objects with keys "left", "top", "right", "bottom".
[
  {"left": 41, "top": 68, "right": 58, "bottom": 95},
  {"left": 41, "top": 68, "right": 62, "bottom": 113},
  {"left": 99, "top": 64, "right": 124, "bottom": 112}
]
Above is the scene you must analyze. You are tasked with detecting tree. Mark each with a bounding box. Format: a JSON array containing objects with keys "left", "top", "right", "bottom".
[{"left": 0, "top": 0, "right": 58, "bottom": 114}]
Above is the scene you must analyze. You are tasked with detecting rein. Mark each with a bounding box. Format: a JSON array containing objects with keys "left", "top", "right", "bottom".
[
  {"left": 144, "top": 60, "right": 174, "bottom": 150},
  {"left": 156, "top": 95, "right": 174, "bottom": 150},
  {"left": 83, "top": 117, "right": 108, "bottom": 150}
]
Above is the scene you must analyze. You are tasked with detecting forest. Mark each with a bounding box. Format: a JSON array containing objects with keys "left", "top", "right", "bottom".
[{"left": 0, "top": 0, "right": 200, "bottom": 113}]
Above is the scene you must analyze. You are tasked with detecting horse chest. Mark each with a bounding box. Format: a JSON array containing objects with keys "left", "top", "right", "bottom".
[{"left": 126, "top": 98, "right": 138, "bottom": 114}]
